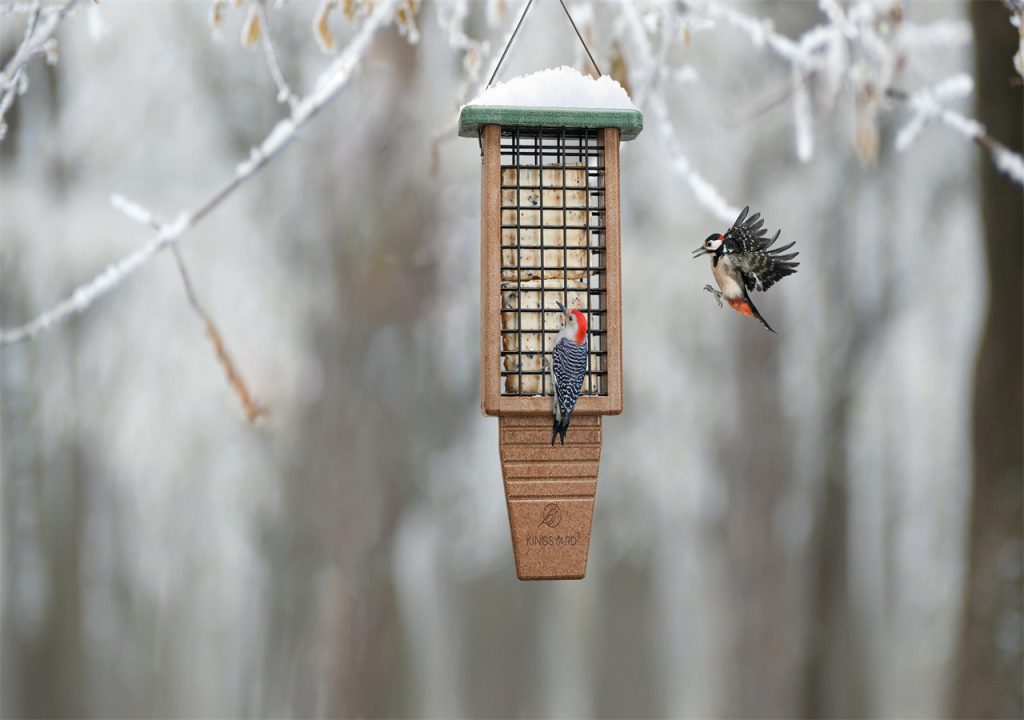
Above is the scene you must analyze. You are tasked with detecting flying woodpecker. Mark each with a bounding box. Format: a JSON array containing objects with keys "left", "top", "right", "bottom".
[
  {"left": 692, "top": 206, "right": 799, "bottom": 333},
  {"left": 550, "top": 301, "right": 588, "bottom": 446}
]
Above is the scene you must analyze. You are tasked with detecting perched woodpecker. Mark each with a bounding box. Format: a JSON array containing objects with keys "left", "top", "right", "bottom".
[
  {"left": 692, "top": 206, "right": 799, "bottom": 333},
  {"left": 550, "top": 301, "right": 588, "bottom": 445}
]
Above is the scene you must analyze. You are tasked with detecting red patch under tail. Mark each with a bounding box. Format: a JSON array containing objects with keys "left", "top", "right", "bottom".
[{"left": 726, "top": 298, "right": 755, "bottom": 318}]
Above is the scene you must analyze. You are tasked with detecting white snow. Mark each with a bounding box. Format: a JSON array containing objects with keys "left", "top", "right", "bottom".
[
  {"left": 465, "top": 65, "right": 637, "bottom": 110},
  {"left": 994, "top": 145, "right": 1024, "bottom": 185},
  {"left": 110, "top": 193, "right": 154, "bottom": 227},
  {"left": 792, "top": 67, "right": 814, "bottom": 162}
]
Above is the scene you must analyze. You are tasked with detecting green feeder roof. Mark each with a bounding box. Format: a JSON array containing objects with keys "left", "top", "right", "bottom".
[{"left": 458, "top": 105, "right": 643, "bottom": 141}]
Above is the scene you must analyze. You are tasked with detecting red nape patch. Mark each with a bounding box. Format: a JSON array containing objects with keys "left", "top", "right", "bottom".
[
  {"left": 572, "top": 309, "right": 588, "bottom": 344},
  {"left": 727, "top": 298, "right": 755, "bottom": 318}
]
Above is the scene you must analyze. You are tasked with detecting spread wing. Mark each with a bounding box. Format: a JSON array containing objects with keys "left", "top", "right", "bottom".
[{"left": 721, "top": 206, "right": 799, "bottom": 293}]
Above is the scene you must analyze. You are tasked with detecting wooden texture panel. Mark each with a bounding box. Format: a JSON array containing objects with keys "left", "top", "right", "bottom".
[
  {"left": 602, "top": 128, "right": 623, "bottom": 415},
  {"left": 500, "top": 414, "right": 601, "bottom": 580},
  {"left": 481, "top": 125, "right": 502, "bottom": 416}
]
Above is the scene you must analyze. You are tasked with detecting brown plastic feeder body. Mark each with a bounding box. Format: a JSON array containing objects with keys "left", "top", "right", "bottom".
[{"left": 460, "top": 105, "right": 643, "bottom": 580}]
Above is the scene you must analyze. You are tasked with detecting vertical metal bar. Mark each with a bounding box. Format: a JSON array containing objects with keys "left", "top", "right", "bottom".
[
  {"left": 584, "top": 129, "right": 593, "bottom": 395},
  {"left": 481, "top": 125, "right": 502, "bottom": 414},
  {"left": 561, "top": 128, "right": 568, "bottom": 349},
  {"left": 514, "top": 128, "right": 523, "bottom": 397},
  {"left": 602, "top": 127, "right": 622, "bottom": 412},
  {"left": 537, "top": 129, "right": 545, "bottom": 397}
]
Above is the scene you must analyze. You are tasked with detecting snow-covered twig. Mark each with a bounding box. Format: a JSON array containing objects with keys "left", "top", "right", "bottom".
[
  {"left": 1008, "top": 0, "right": 1024, "bottom": 78},
  {"left": 683, "top": 0, "right": 1024, "bottom": 187},
  {"left": 110, "top": 193, "right": 267, "bottom": 421},
  {"left": 0, "top": 0, "right": 403, "bottom": 346},
  {"left": 0, "top": 0, "right": 81, "bottom": 142},
  {"left": 888, "top": 85, "right": 1024, "bottom": 185},
  {"left": 0, "top": 1, "right": 61, "bottom": 14},
  {"left": 622, "top": 2, "right": 738, "bottom": 222},
  {"left": 893, "top": 73, "right": 973, "bottom": 151},
  {"left": 254, "top": 0, "right": 299, "bottom": 110}
]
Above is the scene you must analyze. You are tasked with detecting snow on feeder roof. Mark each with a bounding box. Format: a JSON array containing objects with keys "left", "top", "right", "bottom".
[{"left": 459, "top": 66, "right": 644, "bottom": 141}]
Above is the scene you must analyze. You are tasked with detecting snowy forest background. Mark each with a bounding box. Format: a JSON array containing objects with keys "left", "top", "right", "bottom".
[{"left": 1, "top": 0, "right": 1022, "bottom": 717}]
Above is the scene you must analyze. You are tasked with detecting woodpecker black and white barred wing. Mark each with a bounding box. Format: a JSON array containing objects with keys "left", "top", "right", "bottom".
[
  {"left": 721, "top": 206, "right": 799, "bottom": 293},
  {"left": 551, "top": 337, "right": 588, "bottom": 420}
]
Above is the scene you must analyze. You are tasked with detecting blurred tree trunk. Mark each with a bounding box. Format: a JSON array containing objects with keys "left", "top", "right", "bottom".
[
  {"left": 800, "top": 165, "right": 881, "bottom": 719},
  {"left": 954, "top": 6, "right": 1024, "bottom": 718}
]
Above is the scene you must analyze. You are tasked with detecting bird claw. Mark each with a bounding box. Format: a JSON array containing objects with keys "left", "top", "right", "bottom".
[{"left": 703, "top": 285, "right": 723, "bottom": 308}]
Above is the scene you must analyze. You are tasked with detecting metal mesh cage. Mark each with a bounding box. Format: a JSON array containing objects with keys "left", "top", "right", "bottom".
[{"left": 498, "top": 127, "right": 608, "bottom": 397}]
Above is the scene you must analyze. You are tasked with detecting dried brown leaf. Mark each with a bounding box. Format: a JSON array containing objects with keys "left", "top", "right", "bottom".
[
  {"left": 394, "top": 0, "right": 420, "bottom": 41},
  {"left": 203, "top": 316, "right": 266, "bottom": 423},
  {"left": 210, "top": 0, "right": 225, "bottom": 29},
  {"left": 854, "top": 87, "right": 880, "bottom": 166},
  {"left": 313, "top": 0, "right": 336, "bottom": 53},
  {"left": 241, "top": 4, "right": 262, "bottom": 48}
]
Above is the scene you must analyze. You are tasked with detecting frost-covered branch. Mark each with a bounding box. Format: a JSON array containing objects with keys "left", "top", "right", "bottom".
[
  {"left": 888, "top": 84, "right": 1024, "bottom": 185},
  {"left": 0, "top": 0, "right": 404, "bottom": 346},
  {"left": 1008, "top": 0, "right": 1024, "bottom": 78},
  {"left": 253, "top": 0, "right": 299, "bottom": 110},
  {"left": 0, "top": 1, "right": 62, "bottom": 14},
  {"left": 0, "top": 0, "right": 81, "bottom": 141},
  {"left": 681, "top": 0, "right": 1024, "bottom": 186},
  {"left": 622, "top": 2, "right": 738, "bottom": 222},
  {"left": 111, "top": 193, "right": 267, "bottom": 421},
  {"left": 892, "top": 73, "right": 973, "bottom": 151}
]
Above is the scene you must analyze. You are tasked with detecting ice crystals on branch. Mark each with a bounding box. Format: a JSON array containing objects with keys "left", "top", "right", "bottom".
[
  {"left": 0, "top": 0, "right": 406, "bottom": 346},
  {"left": 681, "top": 0, "right": 1024, "bottom": 186},
  {"left": 994, "top": 145, "right": 1024, "bottom": 185},
  {"left": 110, "top": 194, "right": 156, "bottom": 228},
  {"left": 895, "top": 74, "right": 973, "bottom": 151},
  {"left": 792, "top": 68, "right": 814, "bottom": 163},
  {"left": 621, "top": 3, "right": 738, "bottom": 222}
]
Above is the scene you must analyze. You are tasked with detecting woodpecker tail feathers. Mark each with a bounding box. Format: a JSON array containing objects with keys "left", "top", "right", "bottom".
[
  {"left": 727, "top": 294, "right": 776, "bottom": 334},
  {"left": 551, "top": 412, "right": 573, "bottom": 446}
]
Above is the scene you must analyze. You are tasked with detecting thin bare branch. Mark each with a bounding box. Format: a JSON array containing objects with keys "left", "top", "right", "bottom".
[
  {"left": 622, "top": 2, "right": 739, "bottom": 222},
  {"left": 0, "top": 0, "right": 82, "bottom": 141},
  {"left": 0, "top": 0, "right": 403, "bottom": 346},
  {"left": 683, "top": 0, "right": 1024, "bottom": 187},
  {"left": 109, "top": 195, "right": 266, "bottom": 421},
  {"left": 254, "top": 0, "right": 299, "bottom": 111}
]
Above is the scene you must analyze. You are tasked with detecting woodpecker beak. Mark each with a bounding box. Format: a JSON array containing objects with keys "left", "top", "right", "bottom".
[
  {"left": 692, "top": 246, "right": 710, "bottom": 257},
  {"left": 555, "top": 301, "right": 569, "bottom": 317}
]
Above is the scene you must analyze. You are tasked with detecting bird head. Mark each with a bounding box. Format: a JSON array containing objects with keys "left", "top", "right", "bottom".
[
  {"left": 692, "top": 233, "right": 725, "bottom": 258},
  {"left": 556, "top": 301, "right": 588, "bottom": 345}
]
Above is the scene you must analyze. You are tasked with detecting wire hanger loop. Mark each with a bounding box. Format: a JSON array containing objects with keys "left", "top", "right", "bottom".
[{"left": 486, "top": 0, "right": 603, "bottom": 89}]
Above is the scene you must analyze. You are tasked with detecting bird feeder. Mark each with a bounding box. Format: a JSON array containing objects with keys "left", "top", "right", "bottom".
[{"left": 459, "top": 103, "right": 643, "bottom": 580}]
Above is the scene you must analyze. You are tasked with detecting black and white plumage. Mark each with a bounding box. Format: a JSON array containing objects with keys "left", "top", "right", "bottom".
[
  {"left": 692, "top": 206, "right": 799, "bottom": 333},
  {"left": 550, "top": 302, "right": 589, "bottom": 445},
  {"left": 720, "top": 206, "right": 799, "bottom": 292}
]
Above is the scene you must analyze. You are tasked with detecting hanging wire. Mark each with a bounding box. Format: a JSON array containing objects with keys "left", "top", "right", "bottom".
[
  {"left": 558, "top": 0, "right": 602, "bottom": 77},
  {"left": 486, "top": 0, "right": 536, "bottom": 88},
  {"left": 486, "top": 0, "right": 603, "bottom": 89}
]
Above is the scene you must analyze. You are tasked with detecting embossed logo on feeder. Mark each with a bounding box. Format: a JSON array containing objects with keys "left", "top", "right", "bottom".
[
  {"left": 539, "top": 503, "right": 562, "bottom": 528},
  {"left": 525, "top": 531, "right": 582, "bottom": 547}
]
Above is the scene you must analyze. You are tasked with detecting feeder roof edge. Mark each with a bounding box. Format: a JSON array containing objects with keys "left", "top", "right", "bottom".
[{"left": 458, "top": 105, "right": 643, "bottom": 141}]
